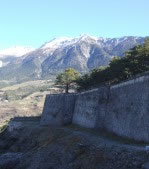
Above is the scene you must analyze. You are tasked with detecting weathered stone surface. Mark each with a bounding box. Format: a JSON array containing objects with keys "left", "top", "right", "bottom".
[
  {"left": 145, "top": 146, "right": 149, "bottom": 151},
  {"left": 41, "top": 71, "right": 149, "bottom": 142},
  {"left": 105, "top": 73, "right": 149, "bottom": 142},
  {"left": 0, "top": 152, "right": 22, "bottom": 169},
  {"left": 73, "top": 87, "right": 109, "bottom": 128},
  {"left": 40, "top": 94, "right": 76, "bottom": 126},
  {"left": 142, "top": 161, "right": 149, "bottom": 169},
  {"left": 8, "top": 121, "right": 23, "bottom": 132}
]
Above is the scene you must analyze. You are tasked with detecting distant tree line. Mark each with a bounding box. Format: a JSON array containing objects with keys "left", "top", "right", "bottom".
[
  {"left": 55, "top": 38, "right": 149, "bottom": 93},
  {"left": 76, "top": 38, "right": 149, "bottom": 91}
]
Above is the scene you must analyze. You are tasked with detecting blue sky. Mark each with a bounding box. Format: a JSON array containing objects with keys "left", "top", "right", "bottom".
[{"left": 0, "top": 0, "right": 148, "bottom": 49}]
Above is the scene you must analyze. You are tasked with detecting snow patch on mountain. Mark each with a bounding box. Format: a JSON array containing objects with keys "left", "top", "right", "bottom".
[
  {"left": 41, "top": 34, "right": 99, "bottom": 50},
  {"left": 41, "top": 37, "right": 74, "bottom": 49},
  {"left": 77, "top": 34, "right": 98, "bottom": 42},
  {"left": 0, "top": 60, "right": 3, "bottom": 67},
  {"left": 0, "top": 46, "right": 34, "bottom": 58}
]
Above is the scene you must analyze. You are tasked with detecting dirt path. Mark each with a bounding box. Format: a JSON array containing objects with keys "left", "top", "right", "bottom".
[{"left": 1, "top": 118, "right": 148, "bottom": 169}]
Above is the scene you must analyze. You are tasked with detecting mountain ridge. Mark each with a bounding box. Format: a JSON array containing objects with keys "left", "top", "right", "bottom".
[{"left": 0, "top": 35, "right": 145, "bottom": 81}]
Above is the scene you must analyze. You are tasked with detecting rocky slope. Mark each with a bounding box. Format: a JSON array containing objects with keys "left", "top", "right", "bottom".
[
  {"left": 0, "top": 119, "right": 149, "bottom": 169},
  {"left": 0, "top": 35, "right": 145, "bottom": 81}
]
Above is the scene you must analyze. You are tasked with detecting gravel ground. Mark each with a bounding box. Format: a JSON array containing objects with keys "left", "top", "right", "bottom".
[{"left": 0, "top": 119, "right": 149, "bottom": 169}]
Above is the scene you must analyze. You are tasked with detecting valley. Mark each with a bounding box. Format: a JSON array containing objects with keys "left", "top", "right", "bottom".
[{"left": 0, "top": 80, "right": 61, "bottom": 128}]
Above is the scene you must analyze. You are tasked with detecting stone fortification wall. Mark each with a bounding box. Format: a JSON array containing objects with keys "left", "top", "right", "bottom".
[
  {"left": 40, "top": 94, "right": 76, "bottom": 126},
  {"left": 102, "top": 73, "right": 149, "bottom": 141},
  {"left": 41, "top": 72, "right": 149, "bottom": 142},
  {"left": 72, "top": 87, "right": 109, "bottom": 128}
]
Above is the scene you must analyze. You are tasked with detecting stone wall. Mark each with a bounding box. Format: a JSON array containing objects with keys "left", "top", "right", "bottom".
[
  {"left": 103, "top": 73, "right": 149, "bottom": 142},
  {"left": 40, "top": 94, "right": 76, "bottom": 126},
  {"left": 73, "top": 87, "right": 109, "bottom": 128},
  {"left": 41, "top": 72, "right": 149, "bottom": 142}
]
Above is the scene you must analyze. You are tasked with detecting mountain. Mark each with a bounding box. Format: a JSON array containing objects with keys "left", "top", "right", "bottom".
[
  {"left": 0, "top": 35, "right": 145, "bottom": 81},
  {"left": 0, "top": 46, "right": 34, "bottom": 67}
]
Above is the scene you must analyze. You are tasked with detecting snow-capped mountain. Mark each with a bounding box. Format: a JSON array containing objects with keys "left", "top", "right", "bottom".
[
  {"left": 0, "top": 46, "right": 34, "bottom": 67},
  {"left": 0, "top": 35, "right": 145, "bottom": 81},
  {"left": 0, "top": 46, "right": 34, "bottom": 58}
]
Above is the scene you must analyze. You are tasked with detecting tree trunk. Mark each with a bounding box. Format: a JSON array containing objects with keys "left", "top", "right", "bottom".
[{"left": 65, "top": 84, "right": 69, "bottom": 94}]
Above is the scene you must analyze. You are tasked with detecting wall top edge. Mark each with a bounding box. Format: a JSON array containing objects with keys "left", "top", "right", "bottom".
[{"left": 46, "top": 71, "right": 149, "bottom": 96}]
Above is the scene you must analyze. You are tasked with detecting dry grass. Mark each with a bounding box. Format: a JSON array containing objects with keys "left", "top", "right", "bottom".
[{"left": 0, "top": 80, "right": 60, "bottom": 127}]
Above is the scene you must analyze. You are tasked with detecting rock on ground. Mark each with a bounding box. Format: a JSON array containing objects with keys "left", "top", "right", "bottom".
[{"left": 0, "top": 121, "right": 149, "bottom": 169}]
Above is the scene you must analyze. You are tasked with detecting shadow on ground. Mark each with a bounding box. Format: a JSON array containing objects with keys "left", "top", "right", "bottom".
[{"left": 0, "top": 116, "right": 148, "bottom": 169}]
